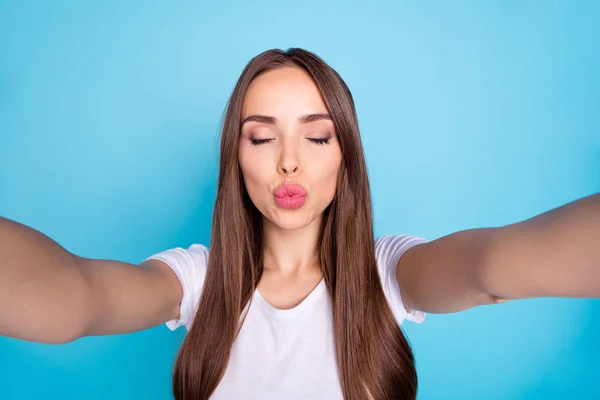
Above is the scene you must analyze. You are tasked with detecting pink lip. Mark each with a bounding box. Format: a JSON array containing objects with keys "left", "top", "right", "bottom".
[{"left": 274, "top": 184, "right": 307, "bottom": 209}]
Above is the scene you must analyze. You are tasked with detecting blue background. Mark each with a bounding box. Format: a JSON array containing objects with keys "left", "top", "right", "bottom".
[{"left": 1, "top": 1, "right": 599, "bottom": 399}]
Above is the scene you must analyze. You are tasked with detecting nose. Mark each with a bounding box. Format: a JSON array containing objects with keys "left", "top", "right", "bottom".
[
  {"left": 277, "top": 139, "right": 300, "bottom": 176},
  {"left": 279, "top": 164, "right": 298, "bottom": 175}
]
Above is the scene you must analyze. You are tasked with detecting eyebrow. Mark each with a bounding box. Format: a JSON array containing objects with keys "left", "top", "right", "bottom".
[{"left": 240, "top": 113, "right": 332, "bottom": 127}]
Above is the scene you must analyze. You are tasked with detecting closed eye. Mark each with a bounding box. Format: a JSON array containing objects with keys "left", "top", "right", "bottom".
[
  {"left": 250, "top": 138, "right": 331, "bottom": 145},
  {"left": 250, "top": 138, "right": 274, "bottom": 145},
  {"left": 308, "top": 138, "right": 330, "bottom": 145}
]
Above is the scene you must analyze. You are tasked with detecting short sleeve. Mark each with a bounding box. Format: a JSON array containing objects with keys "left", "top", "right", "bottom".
[
  {"left": 144, "top": 244, "right": 209, "bottom": 331},
  {"left": 375, "top": 235, "right": 428, "bottom": 326}
]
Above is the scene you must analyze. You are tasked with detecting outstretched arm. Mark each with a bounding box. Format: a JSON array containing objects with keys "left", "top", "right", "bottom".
[
  {"left": 397, "top": 193, "right": 600, "bottom": 314},
  {"left": 0, "top": 217, "right": 182, "bottom": 344}
]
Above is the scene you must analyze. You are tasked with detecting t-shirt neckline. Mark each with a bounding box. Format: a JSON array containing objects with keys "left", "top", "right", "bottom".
[{"left": 253, "top": 278, "right": 327, "bottom": 319}]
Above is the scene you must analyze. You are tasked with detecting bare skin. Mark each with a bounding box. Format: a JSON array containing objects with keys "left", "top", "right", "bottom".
[
  {"left": 238, "top": 67, "right": 342, "bottom": 309},
  {"left": 0, "top": 65, "right": 598, "bottom": 345},
  {"left": 0, "top": 217, "right": 181, "bottom": 343},
  {"left": 399, "top": 192, "right": 600, "bottom": 313}
]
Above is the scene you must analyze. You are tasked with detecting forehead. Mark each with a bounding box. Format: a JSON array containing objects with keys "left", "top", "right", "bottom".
[{"left": 242, "top": 67, "right": 329, "bottom": 118}]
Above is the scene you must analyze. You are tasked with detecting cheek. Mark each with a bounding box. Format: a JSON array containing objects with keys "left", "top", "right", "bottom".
[
  {"left": 239, "top": 149, "right": 270, "bottom": 202},
  {"left": 313, "top": 153, "right": 342, "bottom": 199},
  {"left": 239, "top": 146, "right": 262, "bottom": 179}
]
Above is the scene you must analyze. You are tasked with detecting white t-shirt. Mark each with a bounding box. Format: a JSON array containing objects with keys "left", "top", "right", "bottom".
[{"left": 146, "top": 234, "right": 427, "bottom": 400}]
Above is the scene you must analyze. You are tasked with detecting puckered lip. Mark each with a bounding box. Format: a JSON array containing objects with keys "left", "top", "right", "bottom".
[{"left": 274, "top": 182, "right": 307, "bottom": 198}]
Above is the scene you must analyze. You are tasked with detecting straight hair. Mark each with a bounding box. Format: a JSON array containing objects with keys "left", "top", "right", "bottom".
[{"left": 172, "top": 48, "right": 418, "bottom": 400}]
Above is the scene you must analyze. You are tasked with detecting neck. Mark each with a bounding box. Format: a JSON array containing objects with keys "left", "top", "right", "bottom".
[{"left": 261, "top": 215, "right": 322, "bottom": 276}]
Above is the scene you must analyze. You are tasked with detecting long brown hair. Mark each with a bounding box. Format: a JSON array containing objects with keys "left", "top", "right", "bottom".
[{"left": 173, "top": 48, "right": 418, "bottom": 400}]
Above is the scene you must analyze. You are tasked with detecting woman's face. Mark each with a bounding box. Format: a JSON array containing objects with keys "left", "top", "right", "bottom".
[{"left": 239, "top": 66, "right": 343, "bottom": 231}]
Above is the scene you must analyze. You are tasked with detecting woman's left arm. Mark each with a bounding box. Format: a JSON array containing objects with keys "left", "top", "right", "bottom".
[{"left": 397, "top": 193, "right": 600, "bottom": 314}]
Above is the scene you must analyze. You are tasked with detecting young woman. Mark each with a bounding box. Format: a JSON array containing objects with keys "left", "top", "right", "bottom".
[{"left": 1, "top": 48, "right": 598, "bottom": 400}]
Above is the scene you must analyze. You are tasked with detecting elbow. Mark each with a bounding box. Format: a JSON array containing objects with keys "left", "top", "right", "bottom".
[
  {"left": 42, "top": 331, "right": 82, "bottom": 345},
  {"left": 41, "top": 307, "right": 92, "bottom": 345},
  {"left": 489, "top": 294, "right": 510, "bottom": 305},
  {"left": 55, "top": 308, "right": 92, "bottom": 344},
  {"left": 44, "top": 311, "right": 91, "bottom": 345},
  {"left": 477, "top": 228, "right": 517, "bottom": 304},
  {"left": 48, "top": 277, "right": 95, "bottom": 345},
  {"left": 11, "top": 315, "right": 89, "bottom": 345}
]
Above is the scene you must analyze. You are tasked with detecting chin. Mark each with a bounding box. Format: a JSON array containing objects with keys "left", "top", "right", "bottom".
[{"left": 265, "top": 208, "right": 319, "bottom": 231}]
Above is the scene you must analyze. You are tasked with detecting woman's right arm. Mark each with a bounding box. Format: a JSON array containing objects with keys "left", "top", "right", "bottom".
[{"left": 0, "top": 217, "right": 183, "bottom": 344}]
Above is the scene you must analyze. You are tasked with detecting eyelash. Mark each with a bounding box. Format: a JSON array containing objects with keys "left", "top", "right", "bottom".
[
  {"left": 310, "top": 138, "right": 330, "bottom": 145},
  {"left": 250, "top": 137, "right": 331, "bottom": 146}
]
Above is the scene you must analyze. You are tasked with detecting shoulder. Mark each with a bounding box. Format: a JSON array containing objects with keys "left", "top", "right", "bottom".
[
  {"left": 374, "top": 234, "right": 428, "bottom": 324},
  {"left": 374, "top": 234, "right": 428, "bottom": 266},
  {"left": 144, "top": 243, "right": 210, "bottom": 297},
  {"left": 144, "top": 244, "right": 210, "bottom": 331},
  {"left": 146, "top": 243, "right": 209, "bottom": 268}
]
